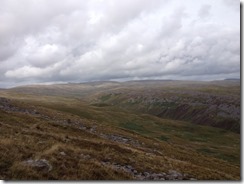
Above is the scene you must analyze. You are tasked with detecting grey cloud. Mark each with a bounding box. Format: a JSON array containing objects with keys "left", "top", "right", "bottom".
[
  {"left": 222, "top": 0, "right": 240, "bottom": 11},
  {"left": 160, "top": 7, "right": 186, "bottom": 38},
  {"left": 0, "top": 41, "right": 18, "bottom": 61},
  {"left": 0, "top": 0, "right": 240, "bottom": 88},
  {"left": 198, "top": 4, "right": 211, "bottom": 19}
]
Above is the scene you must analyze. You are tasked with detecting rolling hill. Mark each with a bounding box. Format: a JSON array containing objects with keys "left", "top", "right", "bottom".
[{"left": 0, "top": 80, "right": 240, "bottom": 180}]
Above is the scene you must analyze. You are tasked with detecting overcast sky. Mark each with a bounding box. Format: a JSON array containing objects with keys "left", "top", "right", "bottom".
[{"left": 0, "top": 0, "right": 240, "bottom": 88}]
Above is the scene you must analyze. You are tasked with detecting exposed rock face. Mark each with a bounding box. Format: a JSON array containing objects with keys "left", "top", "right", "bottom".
[{"left": 96, "top": 89, "right": 240, "bottom": 133}]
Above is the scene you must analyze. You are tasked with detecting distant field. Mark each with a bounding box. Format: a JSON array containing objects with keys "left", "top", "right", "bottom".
[{"left": 0, "top": 80, "right": 240, "bottom": 180}]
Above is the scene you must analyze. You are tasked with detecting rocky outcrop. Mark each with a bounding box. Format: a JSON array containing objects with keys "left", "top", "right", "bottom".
[
  {"left": 23, "top": 159, "right": 52, "bottom": 172},
  {"left": 101, "top": 161, "right": 195, "bottom": 180},
  {"left": 96, "top": 89, "right": 240, "bottom": 133},
  {"left": 0, "top": 97, "right": 40, "bottom": 115}
]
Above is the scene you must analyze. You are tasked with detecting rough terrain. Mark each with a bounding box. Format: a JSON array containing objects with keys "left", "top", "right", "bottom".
[{"left": 0, "top": 80, "right": 240, "bottom": 180}]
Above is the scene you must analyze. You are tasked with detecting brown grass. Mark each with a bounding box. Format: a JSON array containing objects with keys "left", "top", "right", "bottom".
[{"left": 0, "top": 91, "right": 240, "bottom": 180}]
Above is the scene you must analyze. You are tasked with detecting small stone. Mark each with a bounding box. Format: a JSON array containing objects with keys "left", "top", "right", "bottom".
[
  {"left": 60, "top": 152, "right": 66, "bottom": 156},
  {"left": 24, "top": 159, "right": 52, "bottom": 172},
  {"left": 143, "top": 172, "right": 150, "bottom": 177},
  {"left": 83, "top": 155, "right": 91, "bottom": 159},
  {"left": 165, "top": 175, "right": 175, "bottom": 180},
  {"left": 101, "top": 161, "right": 110, "bottom": 165},
  {"left": 167, "top": 170, "right": 183, "bottom": 180},
  {"left": 126, "top": 165, "right": 133, "bottom": 170}
]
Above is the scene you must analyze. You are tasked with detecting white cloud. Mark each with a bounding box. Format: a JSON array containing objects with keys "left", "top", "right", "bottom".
[{"left": 6, "top": 66, "right": 49, "bottom": 78}]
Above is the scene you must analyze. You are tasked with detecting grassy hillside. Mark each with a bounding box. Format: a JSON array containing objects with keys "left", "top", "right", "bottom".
[
  {"left": 91, "top": 80, "right": 240, "bottom": 133},
  {"left": 0, "top": 80, "right": 240, "bottom": 180}
]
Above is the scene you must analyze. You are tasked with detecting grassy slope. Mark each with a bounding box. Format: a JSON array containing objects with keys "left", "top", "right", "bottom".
[
  {"left": 0, "top": 90, "right": 240, "bottom": 180},
  {"left": 91, "top": 81, "right": 240, "bottom": 133}
]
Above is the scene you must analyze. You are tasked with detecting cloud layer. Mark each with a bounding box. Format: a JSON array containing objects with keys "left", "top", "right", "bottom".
[{"left": 0, "top": 0, "right": 240, "bottom": 87}]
